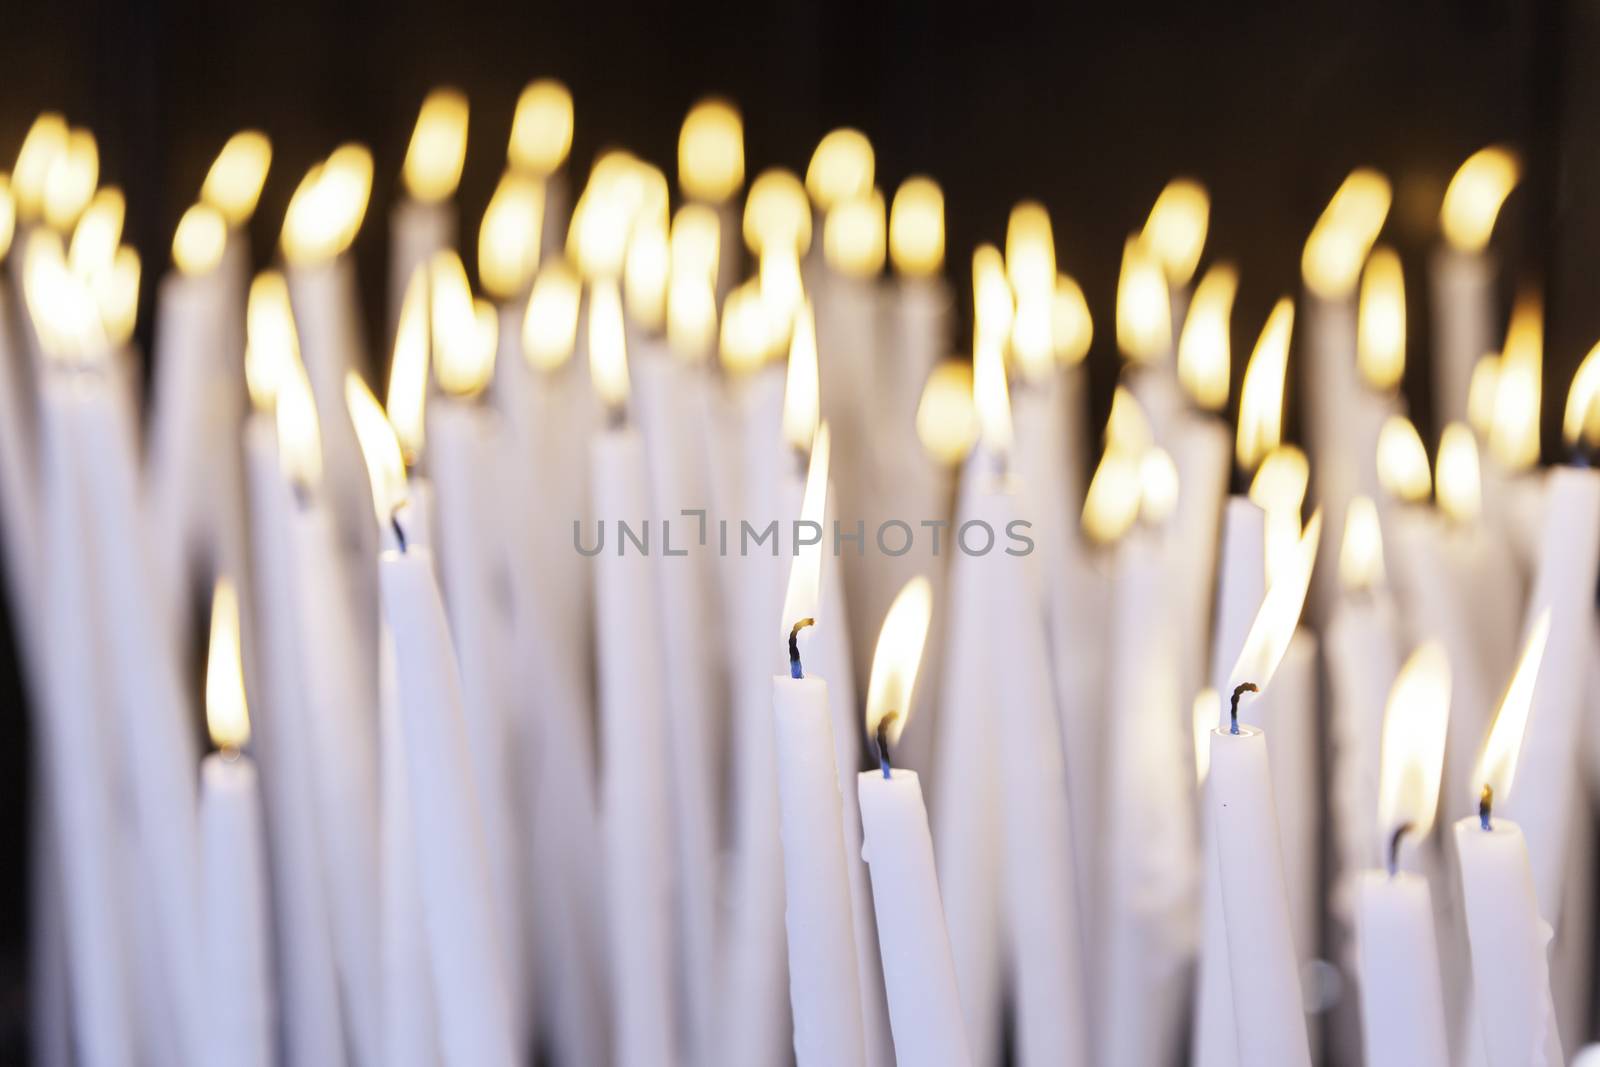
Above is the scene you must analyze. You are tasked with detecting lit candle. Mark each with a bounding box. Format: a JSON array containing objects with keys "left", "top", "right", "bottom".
[
  {"left": 1116, "top": 232, "right": 1179, "bottom": 431},
  {"left": 1455, "top": 615, "right": 1564, "bottom": 1067},
  {"left": 677, "top": 97, "right": 745, "bottom": 299},
  {"left": 199, "top": 579, "right": 275, "bottom": 1067},
  {"left": 886, "top": 177, "right": 950, "bottom": 436},
  {"left": 859, "top": 577, "right": 972, "bottom": 1067},
  {"left": 390, "top": 88, "right": 468, "bottom": 345},
  {"left": 507, "top": 79, "right": 574, "bottom": 260},
  {"left": 1356, "top": 641, "right": 1451, "bottom": 1067},
  {"left": 1143, "top": 178, "right": 1210, "bottom": 341}
]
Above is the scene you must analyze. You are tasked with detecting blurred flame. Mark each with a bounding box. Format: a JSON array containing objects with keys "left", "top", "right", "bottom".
[
  {"left": 916, "top": 360, "right": 978, "bottom": 466},
  {"left": 245, "top": 271, "right": 299, "bottom": 411},
  {"left": 1377, "top": 415, "right": 1432, "bottom": 504},
  {"left": 1226, "top": 509, "right": 1322, "bottom": 695},
  {"left": 1356, "top": 246, "right": 1405, "bottom": 391},
  {"left": 201, "top": 130, "right": 272, "bottom": 227},
  {"left": 1005, "top": 201, "right": 1055, "bottom": 302},
  {"left": 1117, "top": 235, "right": 1171, "bottom": 364},
  {"left": 667, "top": 274, "right": 718, "bottom": 360},
  {"left": 387, "top": 266, "right": 429, "bottom": 463},
  {"left": 1139, "top": 448, "right": 1180, "bottom": 526},
  {"left": 1377, "top": 641, "right": 1452, "bottom": 841},
  {"left": 624, "top": 217, "right": 670, "bottom": 334},
  {"left": 13, "top": 112, "right": 67, "bottom": 222},
  {"left": 1441, "top": 146, "right": 1520, "bottom": 255},
  {"left": 430, "top": 252, "right": 494, "bottom": 396},
  {"left": 1193, "top": 689, "right": 1221, "bottom": 782},
  {"left": 509, "top": 79, "right": 573, "bottom": 176},
  {"left": 521, "top": 259, "right": 581, "bottom": 371},
  {"left": 864, "top": 575, "right": 933, "bottom": 746},
  {"left": 1563, "top": 341, "right": 1600, "bottom": 451},
  {"left": 758, "top": 245, "right": 804, "bottom": 332},
  {"left": 1467, "top": 355, "right": 1501, "bottom": 440},
  {"left": 282, "top": 145, "right": 373, "bottom": 265},
  {"left": 972, "top": 243, "right": 1014, "bottom": 350},
  {"left": 1339, "top": 495, "right": 1386, "bottom": 592},
  {"left": 23, "top": 231, "right": 104, "bottom": 362},
  {"left": 94, "top": 246, "right": 139, "bottom": 346},
  {"left": 1235, "top": 297, "right": 1294, "bottom": 472},
  {"left": 403, "top": 88, "right": 469, "bottom": 203},
  {"left": 806, "top": 129, "right": 874, "bottom": 212},
  {"left": 743, "top": 168, "right": 811, "bottom": 255},
  {"left": 824, "top": 189, "right": 886, "bottom": 278},
  {"left": 1142, "top": 179, "right": 1209, "bottom": 286},
  {"left": 973, "top": 332, "right": 1013, "bottom": 455},
  {"left": 719, "top": 280, "right": 776, "bottom": 374},
  {"left": 671, "top": 203, "right": 721, "bottom": 284},
  {"left": 1106, "top": 384, "right": 1154, "bottom": 455},
  {"left": 589, "top": 278, "right": 630, "bottom": 410},
  {"left": 679, "top": 98, "right": 744, "bottom": 204},
  {"left": 0, "top": 177, "right": 14, "bottom": 260},
  {"left": 783, "top": 301, "right": 820, "bottom": 451},
  {"left": 568, "top": 185, "right": 630, "bottom": 281},
  {"left": 67, "top": 187, "right": 124, "bottom": 278},
  {"left": 1251, "top": 445, "right": 1310, "bottom": 586},
  {"left": 1474, "top": 611, "right": 1552, "bottom": 806},
  {"left": 274, "top": 355, "right": 323, "bottom": 492},
  {"left": 1436, "top": 423, "right": 1482, "bottom": 523},
  {"left": 1082, "top": 446, "right": 1142, "bottom": 546},
  {"left": 479, "top": 171, "right": 545, "bottom": 301},
  {"left": 346, "top": 372, "right": 409, "bottom": 528},
  {"left": 1052, "top": 274, "right": 1093, "bottom": 365},
  {"left": 890, "top": 177, "right": 944, "bottom": 278},
  {"left": 1302, "top": 168, "right": 1392, "bottom": 299},
  {"left": 42, "top": 128, "right": 98, "bottom": 232},
  {"left": 1488, "top": 289, "right": 1542, "bottom": 471},
  {"left": 205, "top": 578, "right": 251, "bottom": 751},
  {"left": 172, "top": 203, "right": 227, "bottom": 277},
  {"left": 1011, "top": 295, "right": 1054, "bottom": 382},
  {"left": 1177, "top": 262, "right": 1237, "bottom": 412},
  {"left": 780, "top": 422, "right": 831, "bottom": 638}
]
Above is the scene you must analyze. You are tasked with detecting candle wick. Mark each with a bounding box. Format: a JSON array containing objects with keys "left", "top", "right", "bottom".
[
  {"left": 1386, "top": 822, "right": 1412, "bottom": 876},
  {"left": 787, "top": 618, "right": 815, "bottom": 679},
  {"left": 1479, "top": 783, "right": 1494, "bottom": 831},
  {"left": 391, "top": 506, "right": 409, "bottom": 553},
  {"left": 605, "top": 402, "right": 627, "bottom": 432},
  {"left": 219, "top": 744, "right": 241, "bottom": 764},
  {"left": 1229, "top": 682, "right": 1258, "bottom": 735},
  {"left": 875, "top": 714, "right": 898, "bottom": 779}
]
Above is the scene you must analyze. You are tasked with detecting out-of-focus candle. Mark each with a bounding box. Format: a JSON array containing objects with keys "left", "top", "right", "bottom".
[{"left": 391, "top": 89, "right": 468, "bottom": 342}]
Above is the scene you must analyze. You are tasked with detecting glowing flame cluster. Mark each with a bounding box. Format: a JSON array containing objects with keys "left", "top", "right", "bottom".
[
  {"left": 1083, "top": 387, "right": 1178, "bottom": 544},
  {"left": 1302, "top": 168, "right": 1391, "bottom": 299},
  {"left": 282, "top": 144, "right": 374, "bottom": 266}
]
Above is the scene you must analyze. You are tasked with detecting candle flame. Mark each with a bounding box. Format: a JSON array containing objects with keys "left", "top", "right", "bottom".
[
  {"left": 1467, "top": 355, "right": 1501, "bottom": 440},
  {"left": 1052, "top": 274, "right": 1093, "bottom": 365},
  {"left": 678, "top": 98, "right": 744, "bottom": 204},
  {"left": 743, "top": 168, "right": 812, "bottom": 256},
  {"left": 509, "top": 79, "right": 573, "bottom": 176},
  {"left": 1139, "top": 447, "right": 1180, "bottom": 526},
  {"left": 205, "top": 578, "right": 251, "bottom": 751},
  {"left": 274, "top": 355, "right": 322, "bottom": 492},
  {"left": 172, "top": 203, "right": 228, "bottom": 277},
  {"left": 1356, "top": 246, "right": 1406, "bottom": 391},
  {"left": 667, "top": 274, "right": 717, "bottom": 361},
  {"left": 624, "top": 217, "right": 670, "bottom": 334},
  {"left": 1005, "top": 201, "right": 1055, "bottom": 302},
  {"left": 43, "top": 128, "right": 98, "bottom": 232},
  {"left": 13, "top": 112, "right": 67, "bottom": 222},
  {"left": 282, "top": 145, "right": 373, "bottom": 265},
  {"left": 1082, "top": 446, "right": 1142, "bottom": 546},
  {"left": 864, "top": 575, "right": 933, "bottom": 746},
  {"left": 201, "top": 130, "right": 272, "bottom": 227},
  {"left": 972, "top": 243, "right": 1013, "bottom": 351},
  {"left": 758, "top": 245, "right": 804, "bottom": 334},
  {"left": 1339, "top": 495, "right": 1386, "bottom": 592},
  {"left": 402, "top": 88, "right": 469, "bottom": 203},
  {"left": 387, "top": 265, "right": 429, "bottom": 463},
  {"left": 1488, "top": 289, "right": 1542, "bottom": 471},
  {"left": 1250, "top": 444, "right": 1310, "bottom": 585},
  {"left": 1177, "top": 262, "right": 1237, "bottom": 411},
  {"left": 1441, "top": 146, "right": 1520, "bottom": 255},
  {"left": 67, "top": 187, "right": 124, "bottom": 278},
  {"left": 1106, "top": 384, "right": 1154, "bottom": 455},
  {"left": 719, "top": 280, "right": 777, "bottom": 374},
  {"left": 780, "top": 422, "right": 831, "bottom": 641},
  {"left": 1116, "top": 235, "right": 1171, "bottom": 364},
  {"left": 1142, "top": 178, "right": 1210, "bottom": 286},
  {"left": 1011, "top": 295, "right": 1054, "bottom": 382},
  {"left": 1436, "top": 423, "right": 1482, "bottom": 523},
  {"left": 1474, "top": 610, "right": 1552, "bottom": 806},
  {"left": 478, "top": 171, "right": 545, "bottom": 301},
  {"left": 1194, "top": 688, "right": 1220, "bottom": 783},
  {"left": 429, "top": 252, "right": 493, "bottom": 396},
  {"left": 1377, "top": 414, "right": 1432, "bottom": 504},
  {"left": 890, "top": 177, "right": 944, "bottom": 278},
  {"left": 521, "top": 259, "right": 581, "bottom": 370},
  {"left": 916, "top": 360, "right": 978, "bottom": 466},
  {"left": 346, "top": 372, "right": 409, "bottom": 528},
  {"left": 671, "top": 204, "right": 721, "bottom": 285},
  {"left": 1563, "top": 341, "right": 1600, "bottom": 451},
  {"left": 0, "top": 177, "right": 14, "bottom": 261},
  {"left": 245, "top": 271, "right": 299, "bottom": 411},
  {"left": 94, "top": 246, "right": 140, "bottom": 347},
  {"left": 783, "top": 301, "right": 820, "bottom": 451},
  {"left": 23, "top": 231, "right": 104, "bottom": 362},
  {"left": 568, "top": 186, "right": 630, "bottom": 282},
  {"left": 806, "top": 129, "right": 874, "bottom": 212},
  {"left": 1377, "top": 641, "right": 1452, "bottom": 842},
  {"left": 589, "top": 278, "right": 630, "bottom": 410},
  {"left": 824, "top": 189, "right": 886, "bottom": 278},
  {"left": 1227, "top": 509, "right": 1322, "bottom": 695},
  {"left": 973, "top": 331, "right": 1014, "bottom": 455},
  {"left": 1235, "top": 297, "right": 1294, "bottom": 472},
  {"left": 1302, "top": 168, "right": 1392, "bottom": 299}
]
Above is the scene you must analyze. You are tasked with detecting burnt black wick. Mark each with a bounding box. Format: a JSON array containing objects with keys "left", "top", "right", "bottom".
[
  {"left": 1230, "top": 683, "right": 1259, "bottom": 735},
  {"left": 1480, "top": 784, "right": 1494, "bottom": 831},
  {"left": 788, "top": 618, "right": 815, "bottom": 679},
  {"left": 1387, "top": 822, "right": 1413, "bottom": 876},
  {"left": 876, "top": 714, "right": 898, "bottom": 779}
]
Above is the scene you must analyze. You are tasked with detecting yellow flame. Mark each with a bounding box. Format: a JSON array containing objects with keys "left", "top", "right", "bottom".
[
  {"left": 678, "top": 98, "right": 744, "bottom": 204},
  {"left": 1436, "top": 423, "right": 1482, "bottom": 523},
  {"left": 806, "top": 129, "right": 874, "bottom": 212},
  {"left": 509, "top": 79, "right": 573, "bottom": 176},
  {"left": 67, "top": 187, "right": 124, "bottom": 278},
  {"left": 864, "top": 575, "right": 933, "bottom": 746},
  {"left": 282, "top": 145, "right": 373, "bottom": 265},
  {"left": 94, "top": 246, "right": 139, "bottom": 347},
  {"left": 824, "top": 189, "right": 886, "bottom": 278},
  {"left": 671, "top": 203, "right": 720, "bottom": 284},
  {"left": 758, "top": 245, "right": 804, "bottom": 335},
  {"left": 1251, "top": 445, "right": 1310, "bottom": 586},
  {"left": 478, "top": 171, "right": 545, "bottom": 301},
  {"left": 245, "top": 271, "right": 299, "bottom": 411},
  {"left": 42, "top": 128, "right": 98, "bottom": 232},
  {"left": 402, "top": 88, "right": 469, "bottom": 203},
  {"left": 973, "top": 332, "right": 1013, "bottom": 454},
  {"left": 1227, "top": 509, "right": 1322, "bottom": 693},
  {"left": 783, "top": 300, "right": 820, "bottom": 451},
  {"left": 589, "top": 278, "right": 630, "bottom": 410},
  {"left": 201, "top": 130, "right": 272, "bottom": 226},
  {"left": 1011, "top": 295, "right": 1054, "bottom": 382},
  {"left": 387, "top": 266, "right": 429, "bottom": 463},
  {"left": 889, "top": 177, "right": 943, "bottom": 278},
  {"left": 1488, "top": 289, "right": 1542, "bottom": 471},
  {"left": 1106, "top": 384, "right": 1154, "bottom": 455},
  {"left": 624, "top": 217, "right": 670, "bottom": 334},
  {"left": 522, "top": 259, "right": 581, "bottom": 371},
  {"left": 916, "top": 360, "right": 978, "bottom": 466},
  {"left": 1005, "top": 201, "right": 1055, "bottom": 302},
  {"left": 743, "top": 168, "right": 812, "bottom": 256},
  {"left": 1142, "top": 179, "right": 1210, "bottom": 286},
  {"left": 1042, "top": 274, "right": 1090, "bottom": 367},
  {"left": 1177, "top": 262, "right": 1237, "bottom": 411},
  {"left": 205, "top": 578, "right": 251, "bottom": 751},
  {"left": 346, "top": 372, "right": 409, "bottom": 527},
  {"left": 1357, "top": 246, "right": 1406, "bottom": 391},
  {"left": 567, "top": 188, "right": 630, "bottom": 281},
  {"left": 780, "top": 422, "right": 831, "bottom": 637},
  {"left": 1563, "top": 341, "right": 1600, "bottom": 451},
  {"left": 13, "top": 112, "right": 67, "bottom": 222},
  {"left": 23, "top": 231, "right": 104, "bottom": 363},
  {"left": 1116, "top": 235, "right": 1171, "bottom": 363},
  {"left": 1441, "top": 146, "right": 1520, "bottom": 255},
  {"left": 1302, "top": 168, "right": 1392, "bottom": 299},
  {"left": 428, "top": 252, "right": 489, "bottom": 396},
  {"left": 972, "top": 243, "right": 1013, "bottom": 349},
  {"left": 172, "top": 203, "right": 228, "bottom": 277},
  {"left": 1339, "top": 495, "right": 1386, "bottom": 592},
  {"left": 1474, "top": 610, "right": 1552, "bottom": 805},
  {"left": 0, "top": 177, "right": 14, "bottom": 260},
  {"left": 1139, "top": 447, "right": 1180, "bottom": 526},
  {"left": 1377, "top": 415, "right": 1432, "bottom": 503},
  {"left": 719, "top": 280, "right": 776, "bottom": 374},
  {"left": 274, "top": 356, "right": 323, "bottom": 491},
  {"left": 1377, "top": 641, "right": 1452, "bottom": 840},
  {"left": 1194, "top": 688, "right": 1220, "bottom": 783},
  {"left": 1467, "top": 356, "right": 1501, "bottom": 440},
  {"left": 667, "top": 274, "right": 717, "bottom": 361},
  {"left": 1082, "top": 447, "right": 1142, "bottom": 546},
  {"left": 1235, "top": 298, "right": 1294, "bottom": 472}
]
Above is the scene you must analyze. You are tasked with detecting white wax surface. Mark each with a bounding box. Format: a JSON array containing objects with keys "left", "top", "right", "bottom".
[
  {"left": 1428, "top": 247, "right": 1496, "bottom": 431},
  {"left": 1208, "top": 496, "right": 1266, "bottom": 697},
  {"left": 388, "top": 197, "right": 454, "bottom": 346},
  {"left": 200, "top": 754, "right": 275, "bottom": 1067},
  {"left": 1169, "top": 413, "right": 1231, "bottom": 703},
  {"left": 1356, "top": 869, "right": 1449, "bottom": 1067}
]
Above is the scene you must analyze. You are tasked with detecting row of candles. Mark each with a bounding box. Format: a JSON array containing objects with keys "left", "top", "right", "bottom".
[{"left": 0, "top": 79, "right": 1596, "bottom": 1067}]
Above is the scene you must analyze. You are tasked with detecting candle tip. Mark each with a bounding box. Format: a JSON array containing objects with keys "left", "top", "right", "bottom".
[
  {"left": 1229, "top": 682, "right": 1258, "bottom": 735},
  {"left": 1386, "top": 822, "right": 1412, "bottom": 876},
  {"left": 875, "top": 713, "right": 898, "bottom": 779},
  {"left": 788, "top": 617, "right": 815, "bottom": 679}
]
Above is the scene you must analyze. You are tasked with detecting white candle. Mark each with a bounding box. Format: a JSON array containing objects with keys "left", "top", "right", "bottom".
[
  {"left": 858, "top": 577, "right": 971, "bottom": 1067},
  {"left": 390, "top": 89, "right": 467, "bottom": 345},
  {"left": 1168, "top": 411, "right": 1231, "bottom": 701}
]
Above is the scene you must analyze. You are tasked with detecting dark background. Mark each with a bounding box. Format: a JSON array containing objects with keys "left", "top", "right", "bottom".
[{"left": 0, "top": 0, "right": 1586, "bottom": 1057}]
